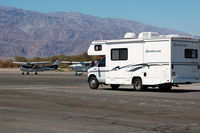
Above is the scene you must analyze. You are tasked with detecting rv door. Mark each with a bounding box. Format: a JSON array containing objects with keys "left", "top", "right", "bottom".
[{"left": 97, "top": 57, "right": 106, "bottom": 83}]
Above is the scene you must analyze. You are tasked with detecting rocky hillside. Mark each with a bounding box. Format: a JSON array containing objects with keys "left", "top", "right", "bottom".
[{"left": 0, "top": 6, "right": 190, "bottom": 58}]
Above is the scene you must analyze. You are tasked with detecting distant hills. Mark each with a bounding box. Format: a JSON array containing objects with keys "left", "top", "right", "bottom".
[{"left": 0, "top": 6, "right": 190, "bottom": 58}]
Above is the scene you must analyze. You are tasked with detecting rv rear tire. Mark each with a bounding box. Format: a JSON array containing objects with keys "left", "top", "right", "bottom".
[
  {"left": 88, "top": 77, "right": 99, "bottom": 89},
  {"left": 110, "top": 84, "right": 120, "bottom": 89}
]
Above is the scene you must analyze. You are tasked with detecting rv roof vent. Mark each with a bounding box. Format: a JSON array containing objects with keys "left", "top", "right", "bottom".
[
  {"left": 138, "top": 32, "right": 159, "bottom": 39},
  {"left": 166, "top": 34, "right": 179, "bottom": 38},
  {"left": 124, "top": 33, "right": 137, "bottom": 39},
  {"left": 160, "top": 34, "right": 179, "bottom": 38}
]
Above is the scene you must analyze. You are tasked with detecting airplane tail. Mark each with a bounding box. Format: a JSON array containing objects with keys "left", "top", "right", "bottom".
[{"left": 53, "top": 60, "right": 60, "bottom": 69}]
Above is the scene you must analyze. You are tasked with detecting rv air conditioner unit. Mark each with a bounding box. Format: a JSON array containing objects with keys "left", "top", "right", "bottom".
[
  {"left": 124, "top": 33, "right": 137, "bottom": 39},
  {"left": 138, "top": 32, "right": 159, "bottom": 39}
]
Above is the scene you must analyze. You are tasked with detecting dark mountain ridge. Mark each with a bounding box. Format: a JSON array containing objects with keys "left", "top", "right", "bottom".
[{"left": 0, "top": 6, "right": 190, "bottom": 58}]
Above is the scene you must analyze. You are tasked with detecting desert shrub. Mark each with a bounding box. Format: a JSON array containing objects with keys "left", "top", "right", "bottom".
[{"left": 0, "top": 52, "right": 100, "bottom": 68}]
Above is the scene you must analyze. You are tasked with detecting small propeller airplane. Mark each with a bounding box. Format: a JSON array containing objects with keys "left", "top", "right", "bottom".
[
  {"left": 61, "top": 60, "right": 97, "bottom": 76},
  {"left": 13, "top": 60, "right": 60, "bottom": 75}
]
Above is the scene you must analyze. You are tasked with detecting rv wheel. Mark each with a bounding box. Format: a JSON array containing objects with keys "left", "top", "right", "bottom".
[
  {"left": 110, "top": 84, "right": 120, "bottom": 89},
  {"left": 133, "top": 78, "right": 145, "bottom": 91},
  {"left": 88, "top": 77, "right": 99, "bottom": 89},
  {"left": 158, "top": 83, "right": 172, "bottom": 92}
]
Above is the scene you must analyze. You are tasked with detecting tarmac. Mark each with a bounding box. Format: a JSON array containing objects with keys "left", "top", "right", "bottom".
[{"left": 0, "top": 69, "right": 200, "bottom": 133}]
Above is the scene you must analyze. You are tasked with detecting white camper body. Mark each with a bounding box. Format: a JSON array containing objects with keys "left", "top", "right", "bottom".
[{"left": 87, "top": 32, "right": 200, "bottom": 90}]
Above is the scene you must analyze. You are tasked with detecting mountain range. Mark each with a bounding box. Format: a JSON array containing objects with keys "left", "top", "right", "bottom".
[{"left": 0, "top": 6, "right": 190, "bottom": 58}]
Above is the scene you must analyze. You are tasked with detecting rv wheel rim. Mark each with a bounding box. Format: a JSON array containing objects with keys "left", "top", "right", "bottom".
[
  {"left": 90, "top": 79, "right": 97, "bottom": 88},
  {"left": 135, "top": 80, "right": 142, "bottom": 89}
]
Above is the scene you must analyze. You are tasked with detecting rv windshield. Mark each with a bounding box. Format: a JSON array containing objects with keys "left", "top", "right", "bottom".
[{"left": 98, "top": 57, "right": 105, "bottom": 67}]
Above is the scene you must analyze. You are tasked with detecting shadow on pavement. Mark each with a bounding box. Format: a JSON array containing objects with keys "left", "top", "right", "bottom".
[{"left": 100, "top": 88, "right": 200, "bottom": 93}]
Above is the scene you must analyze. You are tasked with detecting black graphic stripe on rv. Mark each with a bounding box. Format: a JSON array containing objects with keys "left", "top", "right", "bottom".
[
  {"left": 129, "top": 66, "right": 143, "bottom": 72},
  {"left": 128, "top": 63, "right": 169, "bottom": 72},
  {"left": 112, "top": 62, "right": 166, "bottom": 70},
  {"left": 89, "top": 70, "right": 110, "bottom": 73},
  {"left": 89, "top": 62, "right": 169, "bottom": 73},
  {"left": 112, "top": 62, "right": 169, "bottom": 71}
]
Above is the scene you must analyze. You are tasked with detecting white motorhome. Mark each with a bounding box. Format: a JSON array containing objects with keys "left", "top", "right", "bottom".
[{"left": 87, "top": 32, "right": 200, "bottom": 91}]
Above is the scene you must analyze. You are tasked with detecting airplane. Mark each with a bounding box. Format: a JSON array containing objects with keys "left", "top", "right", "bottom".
[
  {"left": 61, "top": 60, "right": 97, "bottom": 76},
  {"left": 13, "top": 60, "right": 60, "bottom": 75}
]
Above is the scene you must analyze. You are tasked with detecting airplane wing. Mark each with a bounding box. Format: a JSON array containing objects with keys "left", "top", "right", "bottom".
[
  {"left": 61, "top": 61, "right": 80, "bottom": 64},
  {"left": 30, "top": 61, "right": 51, "bottom": 64},
  {"left": 13, "top": 62, "right": 28, "bottom": 65},
  {"left": 81, "top": 61, "right": 98, "bottom": 64},
  {"left": 13, "top": 61, "right": 51, "bottom": 65},
  {"left": 61, "top": 61, "right": 97, "bottom": 64}
]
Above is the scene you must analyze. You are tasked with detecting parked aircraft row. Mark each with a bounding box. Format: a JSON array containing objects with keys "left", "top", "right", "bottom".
[
  {"left": 61, "top": 61, "right": 97, "bottom": 76},
  {"left": 13, "top": 60, "right": 98, "bottom": 75}
]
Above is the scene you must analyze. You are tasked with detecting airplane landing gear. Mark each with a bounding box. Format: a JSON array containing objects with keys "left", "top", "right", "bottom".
[
  {"left": 75, "top": 72, "right": 82, "bottom": 76},
  {"left": 27, "top": 72, "right": 29, "bottom": 75},
  {"left": 35, "top": 72, "right": 38, "bottom": 75},
  {"left": 22, "top": 72, "right": 24, "bottom": 75}
]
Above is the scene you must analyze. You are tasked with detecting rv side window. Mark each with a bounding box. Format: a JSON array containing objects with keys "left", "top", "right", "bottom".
[
  {"left": 184, "top": 49, "right": 198, "bottom": 59},
  {"left": 94, "top": 45, "right": 102, "bottom": 51},
  {"left": 111, "top": 48, "right": 128, "bottom": 61}
]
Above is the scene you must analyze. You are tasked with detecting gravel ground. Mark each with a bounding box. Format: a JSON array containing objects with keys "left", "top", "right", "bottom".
[{"left": 0, "top": 69, "right": 200, "bottom": 133}]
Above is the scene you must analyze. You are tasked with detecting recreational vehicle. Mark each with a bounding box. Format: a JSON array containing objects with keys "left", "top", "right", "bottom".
[{"left": 87, "top": 32, "right": 200, "bottom": 91}]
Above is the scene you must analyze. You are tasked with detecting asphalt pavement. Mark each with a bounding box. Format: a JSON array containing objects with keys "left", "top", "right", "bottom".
[{"left": 0, "top": 69, "right": 200, "bottom": 133}]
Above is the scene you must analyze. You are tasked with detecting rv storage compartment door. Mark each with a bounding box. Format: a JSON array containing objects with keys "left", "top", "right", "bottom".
[{"left": 143, "top": 40, "right": 171, "bottom": 85}]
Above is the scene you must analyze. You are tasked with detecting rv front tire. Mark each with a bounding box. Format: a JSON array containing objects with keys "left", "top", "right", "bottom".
[{"left": 88, "top": 77, "right": 99, "bottom": 89}]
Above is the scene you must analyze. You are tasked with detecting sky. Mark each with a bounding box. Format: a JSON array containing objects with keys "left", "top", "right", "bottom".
[{"left": 0, "top": 0, "right": 199, "bottom": 36}]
